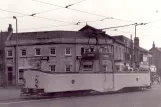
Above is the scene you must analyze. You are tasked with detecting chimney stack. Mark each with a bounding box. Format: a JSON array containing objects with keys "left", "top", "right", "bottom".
[
  {"left": 8, "top": 24, "right": 13, "bottom": 33},
  {"left": 153, "top": 42, "right": 155, "bottom": 48},
  {"left": 6, "top": 24, "right": 13, "bottom": 41}
]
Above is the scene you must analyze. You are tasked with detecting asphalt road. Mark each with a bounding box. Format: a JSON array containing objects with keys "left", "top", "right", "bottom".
[{"left": 0, "top": 85, "right": 161, "bottom": 107}]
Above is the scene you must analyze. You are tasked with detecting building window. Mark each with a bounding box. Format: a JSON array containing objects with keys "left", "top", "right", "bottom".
[
  {"left": 81, "top": 47, "right": 94, "bottom": 55},
  {"left": 21, "top": 49, "right": 26, "bottom": 56},
  {"left": 103, "top": 65, "right": 108, "bottom": 72},
  {"left": 50, "top": 65, "right": 56, "bottom": 71},
  {"left": 50, "top": 48, "right": 56, "bottom": 55},
  {"left": 65, "top": 48, "right": 71, "bottom": 55},
  {"left": 35, "top": 48, "right": 41, "bottom": 56},
  {"left": 19, "top": 69, "right": 24, "bottom": 79},
  {"left": 7, "top": 50, "right": 13, "bottom": 57},
  {"left": 7, "top": 66, "right": 13, "bottom": 72},
  {"left": 65, "top": 65, "right": 72, "bottom": 72},
  {"left": 81, "top": 47, "right": 85, "bottom": 55},
  {"left": 83, "top": 65, "right": 92, "bottom": 71}
]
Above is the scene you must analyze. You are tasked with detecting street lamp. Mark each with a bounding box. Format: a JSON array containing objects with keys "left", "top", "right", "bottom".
[{"left": 13, "top": 16, "right": 18, "bottom": 86}]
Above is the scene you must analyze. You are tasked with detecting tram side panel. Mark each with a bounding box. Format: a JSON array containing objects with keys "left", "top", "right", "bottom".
[
  {"left": 114, "top": 72, "right": 151, "bottom": 91},
  {"left": 23, "top": 69, "right": 114, "bottom": 93}
]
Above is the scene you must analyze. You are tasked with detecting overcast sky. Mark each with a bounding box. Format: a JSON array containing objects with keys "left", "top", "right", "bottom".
[{"left": 1, "top": 0, "right": 161, "bottom": 50}]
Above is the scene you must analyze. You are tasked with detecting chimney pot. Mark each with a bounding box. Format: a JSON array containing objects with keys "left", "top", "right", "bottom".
[{"left": 153, "top": 42, "right": 155, "bottom": 48}]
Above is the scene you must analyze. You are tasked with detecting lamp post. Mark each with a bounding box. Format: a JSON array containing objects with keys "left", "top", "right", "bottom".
[{"left": 13, "top": 16, "right": 18, "bottom": 86}]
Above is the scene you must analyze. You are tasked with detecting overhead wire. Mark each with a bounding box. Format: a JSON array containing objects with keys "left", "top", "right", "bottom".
[
  {"left": 100, "top": 23, "right": 136, "bottom": 30},
  {"left": 34, "top": 8, "right": 62, "bottom": 15},
  {"left": 106, "top": 29, "right": 148, "bottom": 37},
  {"left": 31, "top": 0, "right": 134, "bottom": 23},
  {"left": 0, "top": 0, "right": 86, "bottom": 23},
  {"left": 30, "top": 0, "right": 86, "bottom": 15},
  {"left": 65, "top": 0, "right": 86, "bottom": 8},
  {"left": 1, "top": 0, "right": 161, "bottom": 35},
  {"left": 1, "top": 0, "right": 161, "bottom": 32},
  {"left": 0, "top": 8, "right": 78, "bottom": 25},
  {"left": 18, "top": 24, "right": 81, "bottom": 31},
  {"left": 0, "top": 15, "right": 25, "bottom": 19}
]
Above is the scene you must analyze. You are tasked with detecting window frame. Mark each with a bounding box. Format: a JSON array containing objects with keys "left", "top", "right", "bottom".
[
  {"left": 65, "top": 47, "right": 72, "bottom": 56},
  {"left": 35, "top": 48, "right": 41, "bottom": 56},
  {"left": 7, "top": 49, "right": 13, "bottom": 57},
  {"left": 83, "top": 65, "right": 93, "bottom": 71},
  {"left": 50, "top": 47, "right": 56, "bottom": 56},
  {"left": 7, "top": 66, "right": 13, "bottom": 72},
  {"left": 65, "top": 65, "right": 72, "bottom": 72},
  {"left": 50, "top": 65, "right": 56, "bottom": 72},
  {"left": 21, "top": 49, "right": 27, "bottom": 56}
]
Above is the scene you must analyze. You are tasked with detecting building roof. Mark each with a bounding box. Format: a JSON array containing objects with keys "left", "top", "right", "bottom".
[
  {"left": 156, "top": 47, "right": 161, "bottom": 52},
  {"left": 113, "top": 35, "right": 131, "bottom": 40},
  {"left": 150, "top": 47, "right": 161, "bottom": 53},
  {"left": 4, "top": 25, "right": 127, "bottom": 47},
  {"left": 0, "top": 32, "right": 10, "bottom": 42},
  {"left": 7, "top": 25, "right": 113, "bottom": 41},
  {"left": 9, "top": 30, "right": 117, "bottom": 41},
  {"left": 139, "top": 47, "right": 149, "bottom": 53},
  {"left": 9, "top": 31, "right": 87, "bottom": 40},
  {"left": 79, "top": 25, "right": 114, "bottom": 39}
]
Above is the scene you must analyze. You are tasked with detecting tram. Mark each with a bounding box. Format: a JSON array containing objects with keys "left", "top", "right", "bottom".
[{"left": 20, "top": 50, "right": 151, "bottom": 96}]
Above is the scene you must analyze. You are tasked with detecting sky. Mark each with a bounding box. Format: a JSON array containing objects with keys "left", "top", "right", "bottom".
[{"left": 1, "top": 0, "right": 161, "bottom": 50}]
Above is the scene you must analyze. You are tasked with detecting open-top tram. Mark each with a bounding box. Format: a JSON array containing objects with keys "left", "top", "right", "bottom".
[
  {"left": 20, "top": 51, "right": 151, "bottom": 96},
  {"left": 20, "top": 28, "right": 151, "bottom": 96}
]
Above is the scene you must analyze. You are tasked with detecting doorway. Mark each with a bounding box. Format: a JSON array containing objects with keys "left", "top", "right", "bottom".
[{"left": 7, "top": 66, "right": 13, "bottom": 85}]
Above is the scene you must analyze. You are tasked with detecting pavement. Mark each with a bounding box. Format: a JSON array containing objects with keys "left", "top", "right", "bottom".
[{"left": 0, "top": 87, "right": 20, "bottom": 101}]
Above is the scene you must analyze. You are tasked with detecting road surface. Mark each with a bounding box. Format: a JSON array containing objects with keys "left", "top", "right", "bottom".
[{"left": 0, "top": 85, "right": 161, "bottom": 107}]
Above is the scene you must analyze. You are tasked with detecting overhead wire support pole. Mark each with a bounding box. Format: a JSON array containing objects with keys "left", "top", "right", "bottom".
[{"left": 135, "top": 23, "right": 137, "bottom": 37}]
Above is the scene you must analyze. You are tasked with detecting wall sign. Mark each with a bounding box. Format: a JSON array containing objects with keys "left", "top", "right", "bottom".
[{"left": 35, "top": 56, "right": 49, "bottom": 60}]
